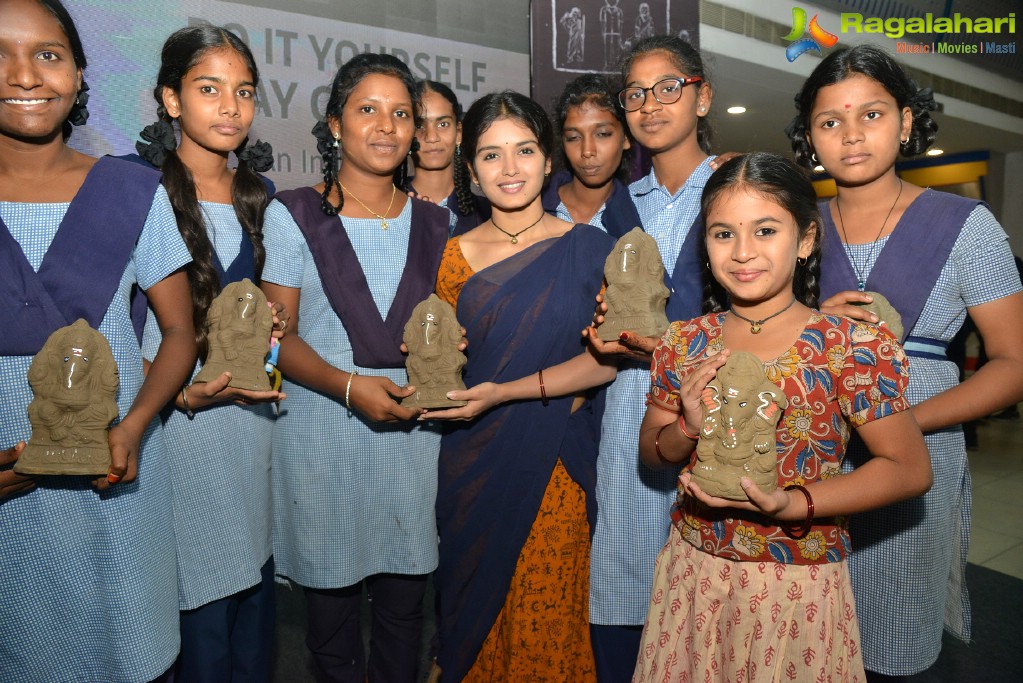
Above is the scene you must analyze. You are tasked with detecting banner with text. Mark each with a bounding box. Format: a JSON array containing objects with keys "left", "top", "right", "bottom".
[{"left": 66, "top": 0, "right": 529, "bottom": 189}]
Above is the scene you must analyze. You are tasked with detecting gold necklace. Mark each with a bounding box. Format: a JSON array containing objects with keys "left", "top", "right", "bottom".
[
  {"left": 729, "top": 298, "right": 797, "bottom": 334},
  {"left": 339, "top": 182, "right": 397, "bottom": 230},
  {"left": 491, "top": 212, "right": 545, "bottom": 245}
]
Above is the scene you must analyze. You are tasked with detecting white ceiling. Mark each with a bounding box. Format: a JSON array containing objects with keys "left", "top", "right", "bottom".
[{"left": 701, "top": 13, "right": 1023, "bottom": 159}]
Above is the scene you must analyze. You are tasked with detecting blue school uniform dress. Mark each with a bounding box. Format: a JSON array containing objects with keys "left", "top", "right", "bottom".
[
  {"left": 262, "top": 200, "right": 440, "bottom": 589},
  {"left": 827, "top": 199, "right": 1022, "bottom": 675},
  {"left": 141, "top": 201, "right": 275, "bottom": 611},
  {"left": 0, "top": 180, "right": 190, "bottom": 683},
  {"left": 588, "top": 158, "right": 715, "bottom": 630}
]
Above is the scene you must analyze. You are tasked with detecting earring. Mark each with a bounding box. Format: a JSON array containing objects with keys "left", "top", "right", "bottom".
[
  {"left": 811, "top": 153, "right": 818, "bottom": 163},
  {"left": 797, "top": 256, "right": 807, "bottom": 266},
  {"left": 455, "top": 144, "right": 461, "bottom": 157},
  {"left": 901, "top": 136, "right": 909, "bottom": 144},
  {"left": 332, "top": 135, "right": 340, "bottom": 149},
  {"left": 75, "top": 96, "right": 80, "bottom": 105}
]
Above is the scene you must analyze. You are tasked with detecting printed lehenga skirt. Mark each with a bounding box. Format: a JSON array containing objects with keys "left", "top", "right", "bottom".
[{"left": 634, "top": 526, "right": 865, "bottom": 683}]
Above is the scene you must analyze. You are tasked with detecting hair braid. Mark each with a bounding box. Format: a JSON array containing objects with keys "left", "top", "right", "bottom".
[
  {"left": 232, "top": 138, "right": 269, "bottom": 280},
  {"left": 159, "top": 140, "right": 220, "bottom": 359},
  {"left": 452, "top": 147, "right": 476, "bottom": 216}
]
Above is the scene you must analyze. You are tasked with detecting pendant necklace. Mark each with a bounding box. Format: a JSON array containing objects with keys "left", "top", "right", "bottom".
[
  {"left": 339, "top": 182, "right": 397, "bottom": 230},
  {"left": 834, "top": 179, "right": 903, "bottom": 291},
  {"left": 491, "top": 212, "right": 545, "bottom": 245},
  {"left": 730, "top": 297, "right": 797, "bottom": 334}
]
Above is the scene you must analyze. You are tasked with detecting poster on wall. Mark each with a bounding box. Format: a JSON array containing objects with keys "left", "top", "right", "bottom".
[
  {"left": 64, "top": 0, "right": 530, "bottom": 189},
  {"left": 530, "top": 0, "right": 698, "bottom": 113}
]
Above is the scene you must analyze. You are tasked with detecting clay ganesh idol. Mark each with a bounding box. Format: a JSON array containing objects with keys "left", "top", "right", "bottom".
[
  {"left": 691, "top": 351, "right": 787, "bottom": 500},
  {"left": 16, "top": 319, "right": 119, "bottom": 475},
  {"left": 599, "top": 227, "right": 670, "bottom": 341},
  {"left": 403, "top": 294, "right": 467, "bottom": 409},
  {"left": 193, "top": 279, "right": 273, "bottom": 391}
]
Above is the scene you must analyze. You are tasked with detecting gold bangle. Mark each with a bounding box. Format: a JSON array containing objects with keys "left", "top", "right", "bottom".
[
  {"left": 344, "top": 371, "right": 359, "bottom": 413},
  {"left": 181, "top": 384, "right": 194, "bottom": 420}
]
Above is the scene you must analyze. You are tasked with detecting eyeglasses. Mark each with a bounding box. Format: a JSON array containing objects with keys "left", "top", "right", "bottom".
[{"left": 618, "top": 77, "right": 703, "bottom": 112}]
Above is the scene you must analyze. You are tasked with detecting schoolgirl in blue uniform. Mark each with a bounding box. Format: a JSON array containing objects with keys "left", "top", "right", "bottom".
[
  {"left": 134, "top": 25, "right": 285, "bottom": 683},
  {"left": 261, "top": 53, "right": 449, "bottom": 682},
  {"left": 787, "top": 44, "right": 1023, "bottom": 679},
  {"left": 0, "top": 1, "right": 195, "bottom": 681}
]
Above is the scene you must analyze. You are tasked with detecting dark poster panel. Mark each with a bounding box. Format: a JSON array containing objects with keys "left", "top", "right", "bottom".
[{"left": 530, "top": 0, "right": 699, "bottom": 112}]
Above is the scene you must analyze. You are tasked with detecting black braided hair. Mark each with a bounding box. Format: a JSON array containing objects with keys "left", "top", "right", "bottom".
[
  {"left": 146, "top": 24, "right": 271, "bottom": 359},
  {"left": 317, "top": 53, "right": 422, "bottom": 216},
  {"left": 699, "top": 153, "right": 821, "bottom": 313},
  {"left": 786, "top": 44, "right": 939, "bottom": 169}
]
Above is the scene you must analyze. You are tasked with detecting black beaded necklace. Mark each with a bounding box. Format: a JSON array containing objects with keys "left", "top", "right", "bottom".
[{"left": 729, "top": 297, "right": 797, "bottom": 334}]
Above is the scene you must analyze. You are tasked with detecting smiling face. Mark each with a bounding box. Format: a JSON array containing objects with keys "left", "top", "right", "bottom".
[
  {"left": 562, "top": 99, "right": 629, "bottom": 189},
  {"left": 623, "top": 49, "right": 709, "bottom": 155},
  {"left": 161, "top": 47, "right": 255, "bottom": 159},
  {"left": 705, "top": 186, "right": 815, "bottom": 310},
  {"left": 0, "top": 0, "right": 81, "bottom": 143},
  {"left": 331, "top": 72, "right": 415, "bottom": 180},
  {"left": 414, "top": 88, "right": 460, "bottom": 172},
  {"left": 807, "top": 73, "right": 911, "bottom": 188},
  {"left": 469, "top": 116, "right": 551, "bottom": 212}
]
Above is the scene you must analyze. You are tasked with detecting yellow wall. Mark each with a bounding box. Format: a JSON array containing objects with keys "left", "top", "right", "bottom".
[{"left": 813, "top": 159, "right": 988, "bottom": 198}]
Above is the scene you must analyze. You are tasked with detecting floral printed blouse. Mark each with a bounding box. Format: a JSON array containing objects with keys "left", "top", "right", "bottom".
[{"left": 649, "top": 311, "right": 910, "bottom": 565}]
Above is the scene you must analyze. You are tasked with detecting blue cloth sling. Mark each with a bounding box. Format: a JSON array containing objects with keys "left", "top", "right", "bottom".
[
  {"left": 541, "top": 170, "right": 642, "bottom": 239},
  {"left": 435, "top": 224, "right": 615, "bottom": 682},
  {"left": 819, "top": 189, "right": 980, "bottom": 344},
  {"left": 0, "top": 156, "right": 160, "bottom": 355},
  {"left": 665, "top": 214, "right": 705, "bottom": 322},
  {"left": 275, "top": 187, "right": 449, "bottom": 369}
]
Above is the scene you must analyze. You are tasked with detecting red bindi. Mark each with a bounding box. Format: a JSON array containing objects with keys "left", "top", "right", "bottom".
[{"left": 844, "top": 104, "right": 851, "bottom": 109}]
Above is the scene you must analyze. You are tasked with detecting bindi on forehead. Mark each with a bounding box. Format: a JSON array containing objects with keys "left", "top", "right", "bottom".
[{"left": 844, "top": 104, "right": 851, "bottom": 109}]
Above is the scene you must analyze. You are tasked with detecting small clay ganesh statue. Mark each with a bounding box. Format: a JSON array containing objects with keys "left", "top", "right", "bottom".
[
  {"left": 193, "top": 279, "right": 273, "bottom": 391},
  {"left": 598, "top": 227, "right": 670, "bottom": 341},
  {"left": 16, "top": 319, "right": 119, "bottom": 475},
  {"left": 691, "top": 351, "right": 788, "bottom": 500},
  {"left": 403, "top": 294, "right": 467, "bottom": 410},
  {"left": 854, "top": 290, "right": 904, "bottom": 340}
]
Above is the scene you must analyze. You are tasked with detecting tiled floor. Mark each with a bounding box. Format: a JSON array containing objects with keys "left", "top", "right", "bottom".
[{"left": 965, "top": 414, "right": 1023, "bottom": 579}]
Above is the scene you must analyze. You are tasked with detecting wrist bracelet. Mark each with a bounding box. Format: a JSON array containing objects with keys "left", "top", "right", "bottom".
[
  {"left": 677, "top": 416, "right": 699, "bottom": 440},
  {"left": 538, "top": 368, "right": 549, "bottom": 407},
  {"left": 344, "top": 371, "right": 359, "bottom": 413},
  {"left": 782, "top": 484, "right": 814, "bottom": 539},
  {"left": 654, "top": 422, "right": 674, "bottom": 463},
  {"left": 181, "top": 384, "right": 194, "bottom": 420}
]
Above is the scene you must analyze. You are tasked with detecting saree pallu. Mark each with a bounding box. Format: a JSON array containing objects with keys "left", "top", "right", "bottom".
[{"left": 435, "top": 225, "right": 615, "bottom": 682}]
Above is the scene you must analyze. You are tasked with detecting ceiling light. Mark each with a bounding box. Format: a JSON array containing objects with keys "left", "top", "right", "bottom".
[
  {"left": 926, "top": 148, "right": 944, "bottom": 156},
  {"left": 726, "top": 106, "right": 746, "bottom": 114}
]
